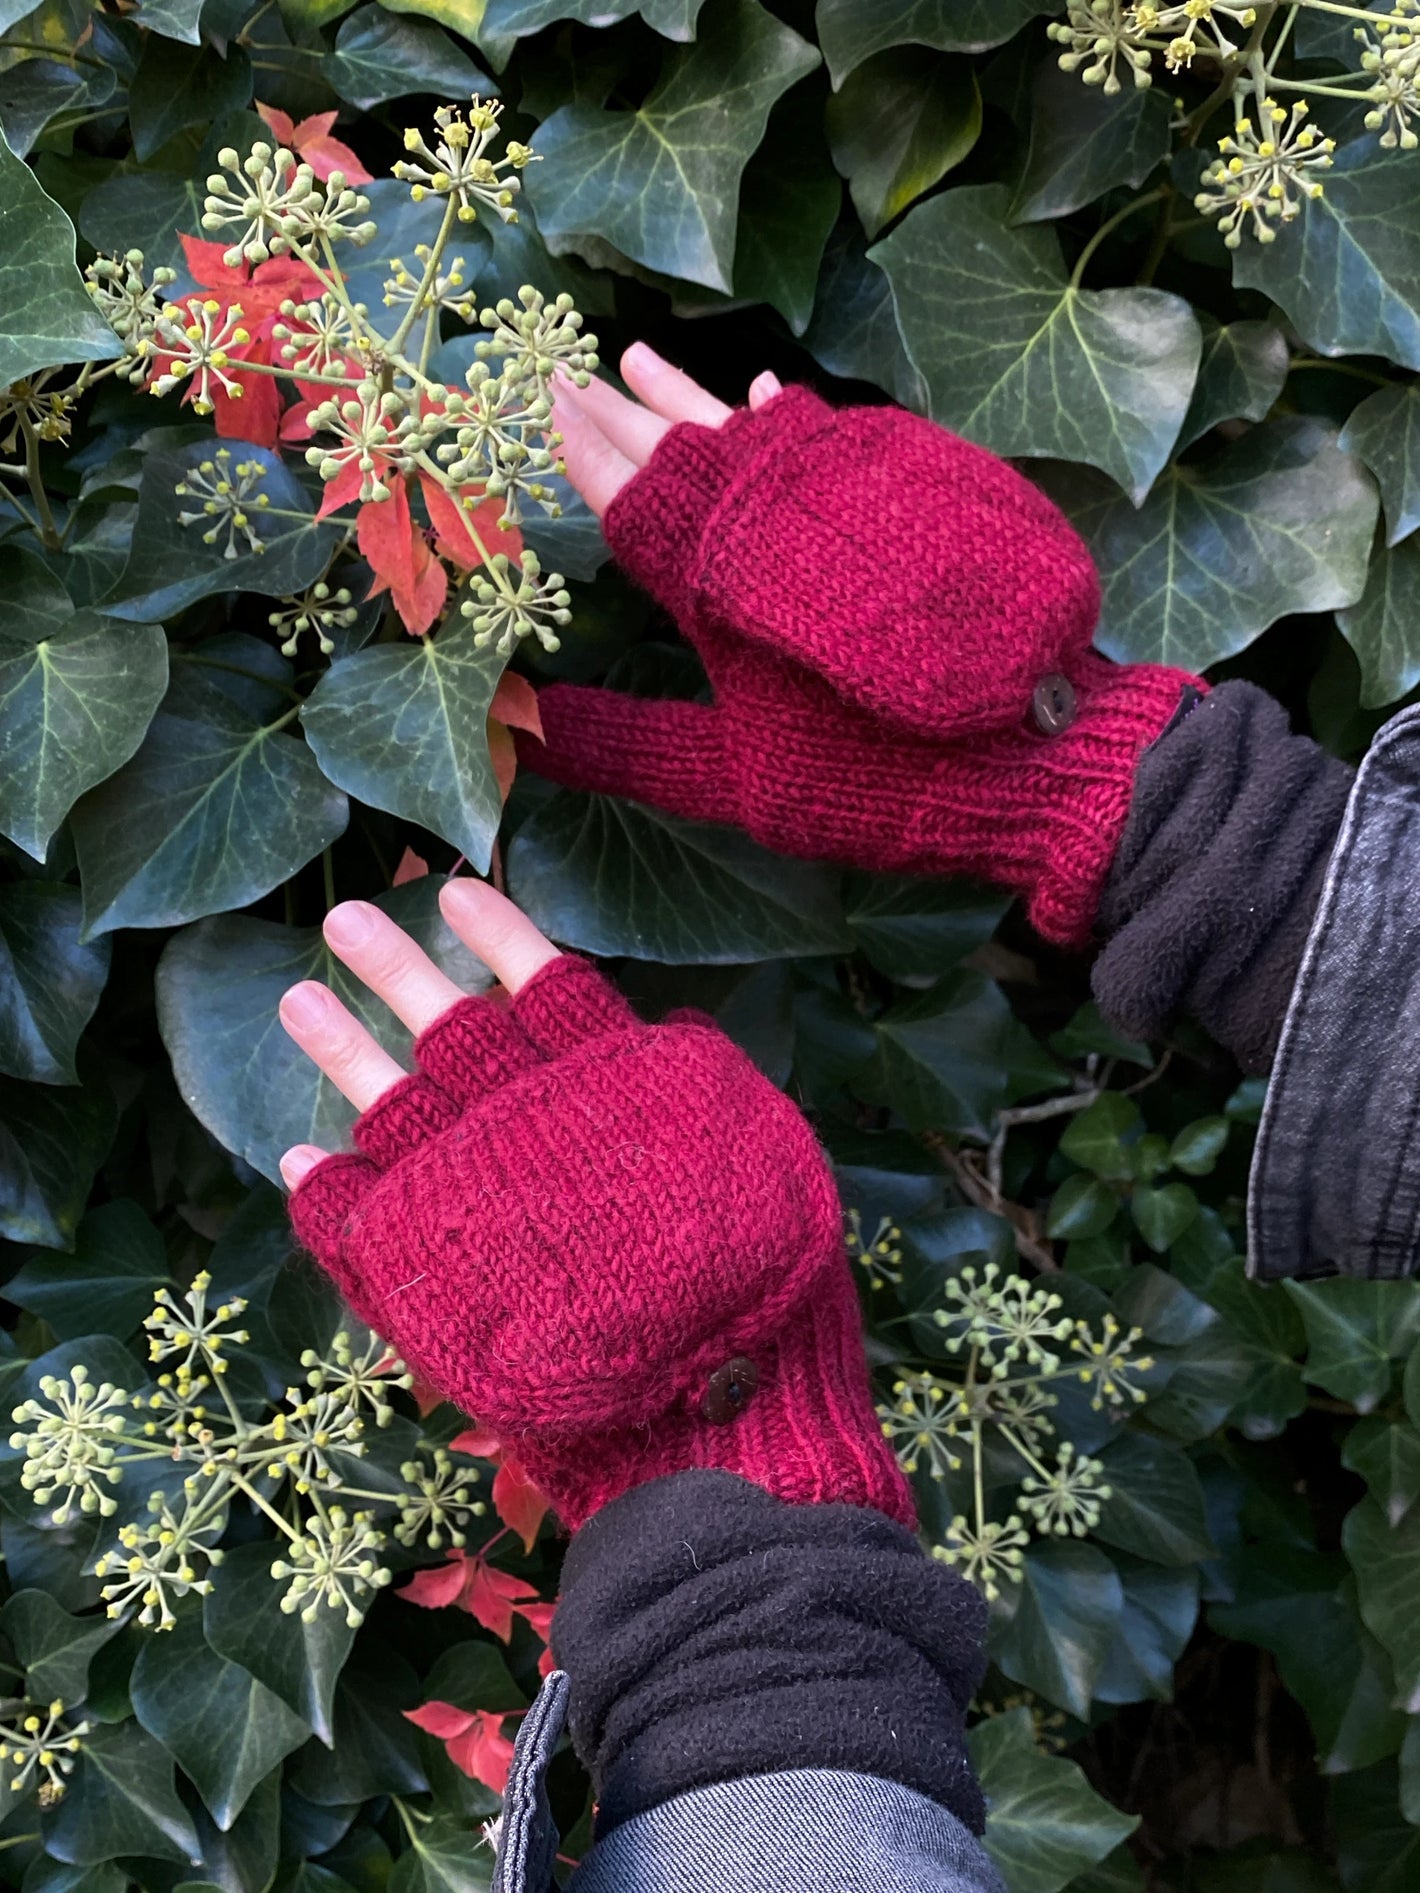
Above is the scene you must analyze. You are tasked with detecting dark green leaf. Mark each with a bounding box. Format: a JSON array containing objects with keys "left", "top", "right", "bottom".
[
  {"left": 826, "top": 50, "right": 980, "bottom": 239},
  {"left": 131, "top": 1613, "right": 309, "bottom": 1830},
  {"left": 0, "top": 60, "right": 90, "bottom": 161},
  {"left": 1041, "top": 419, "right": 1378, "bottom": 670},
  {"left": 0, "top": 126, "right": 120, "bottom": 385},
  {"left": 861, "top": 970, "right": 1039, "bottom": 1138},
  {"left": 322, "top": 6, "right": 491, "bottom": 110},
  {"left": 288, "top": 1655, "right": 426, "bottom": 1805},
  {"left": 301, "top": 628, "right": 506, "bottom": 875},
  {"left": 1170, "top": 1117, "right": 1230, "bottom": 1177},
  {"left": 0, "top": 883, "right": 110, "bottom": 1083},
  {"left": 843, "top": 872, "right": 1009, "bottom": 978},
  {"left": 506, "top": 789, "right": 850, "bottom": 962},
  {"left": 870, "top": 183, "right": 1201, "bottom": 502},
  {"left": 524, "top": 0, "right": 819, "bottom": 293},
  {"left": 423, "top": 1642, "right": 525, "bottom": 1714},
  {"left": 1337, "top": 528, "right": 1420, "bottom": 708},
  {"left": 1177, "top": 317, "right": 1290, "bottom": 453},
  {"left": 1, "top": 1591, "right": 121, "bottom": 1707},
  {"left": 157, "top": 877, "right": 490, "bottom": 1184},
  {"left": 818, "top": 0, "right": 1058, "bottom": 88},
  {"left": 388, "top": 1814, "right": 493, "bottom": 1893},
  {"left": 1285, "top": 1279, "right": 1420, "bottom": 1412},
  {"left": 733, "top": 83, "right": 840, "bottom": 336},
  {"left": 993, "top": 1539, "right": 1123, "bottom": 1718},
  {"left": 78, "top": 171, "right": 206, "bottom": 276},
  {"left": 0, "top": 1073, "right": 115, "bottom": 1249},
  {"left": 104, "top": 441, "right": 342, "bottom": 622},
  {"left": 203, "top": 1543, "right": 356, "bottom": 1749},
  {"left": 22, "top": 1861, "right": 129, "bottom": 1893},
  {"left": 1343, "top": 1418, "right": 1420, "bottom": 1527},
  {"left": 71, "top": 666, "right": 347, "bottom": 937},
  {"left": 1012, "top": 56, "right": 1171, "bottom": 224},
  {"left": 1332, "top": 1759, "right": 1420, "bottom": 1893},
  {"left": 1046, "top": 1174, "right": 1119, "bottom": 1241},
  {"left": 1094, "top": 1432, "right": 1213, "bottom": 1565},
  {"left": 127, "top": 40, "right": 251, "bottom": 162},
  {"left": 1340, "top": 382, "right": 1420, "bottom": 546},
  {"left": 0, "top": 614, "right": 167, "bottom": 863},
  {"left": 802, "top": 224, "right": 927, "bottom": 407},
  {"left": 7, "top": 1199, "right": 168, "bottom": 1340},
  {"left": 132, "top": 0, "right": 204, "bottom": 43},
  {"left": 42, "top": 1721, "right": 202, "bottom": 1867},
  {"left": 1059, "top": 1093, "right": 1142, "bottom": 1181},
  {"left": 1131, "top": 1182, "right": 1199, "bottom": 1254},
  {"left": 1345, "top": 1495, "right": 1420, "bottom": 1711},
  {"left": 1048, "top": 1002, "right": 1153, "bottom": 1069},
  {"left": 1095, "top": 1557, "right": 1198, "bottom": 1705},
  {"left": 968, "top": 1706, "right": 1136, "bottom": 1893},
  {"left": 483, "top": 0, "right": 704, "bottom": 37},
  {"left": 1233, "top": 138, "right": 1420, "bottom": 372}
]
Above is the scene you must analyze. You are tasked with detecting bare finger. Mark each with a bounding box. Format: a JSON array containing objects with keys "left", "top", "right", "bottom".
[
  {"left": 279, "top": 981, "right": 406, "bottom": 1111},
  {"left": 620, "top": 342, "right": 733, "bottom": 428},
  {"left": 562, "top": 368, "right": 674, "bottom": 466},
  {"left": 281, "top": 1143, "right": 328, "bottom": 1189},
  {"left": 749, "top": 371, "right": 783, "bottom": 410},
  {"left": 324, "top": 901, "right": 466, "bottom": 1035},
  {"left": 551, "top": 383, "right": 637, "bottom": 518},
  {"left": 438, "top": 879, "right": 561, "bottom": 995}
]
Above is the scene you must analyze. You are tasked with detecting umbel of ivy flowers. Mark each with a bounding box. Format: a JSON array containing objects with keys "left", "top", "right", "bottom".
[
  {"left": 8, "top": 1275, "right": 486, "bottom": 1634},
  {"left": 81, "top": 95, "right": 598, "bottom": 651}
]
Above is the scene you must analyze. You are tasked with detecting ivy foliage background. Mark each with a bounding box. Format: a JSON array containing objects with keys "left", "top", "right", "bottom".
[{"left": 4, "top": 0, "right": 1420, "bottom": 1888}]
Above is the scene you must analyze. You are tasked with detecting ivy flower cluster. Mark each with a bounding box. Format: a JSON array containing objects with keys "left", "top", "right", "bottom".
[
  {"left": 9, "top": 1276, "right": 486, "bottom": 1635},
  {"left": 877, "top": 1260, "right": 1153, "bottom": 1599},
  {"left": 0, "top": 1699, "right": 89, "bottom": 1806},
  {"left": 77, "top": 94, "right": 597, "bottom": 653},
  {"left": 1048, "top": 2, "right": 1420, "bottom": 246}
]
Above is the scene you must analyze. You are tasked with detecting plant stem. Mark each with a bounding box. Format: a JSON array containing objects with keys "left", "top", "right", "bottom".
[
  {"left": 1289, "top": 353, "right": 1393, "bottom": 383},
  {"left": 323, "top": 847, "right": 336, "bottom": 911},
  {"left": 17, "top": 414, "right": 60, "bottom": 550},
  {"left": 1070, "top": 187, "right": 1169, "bottom": 290},
  {"left": 388, "top": 196, "right": 460, "bottom": 358},
  {"left": 1299, "top": 0, "right": 1405, "bottom": 20},
  {"left": 1264, "top": 74, "right": 1372, "bottom": 94}
]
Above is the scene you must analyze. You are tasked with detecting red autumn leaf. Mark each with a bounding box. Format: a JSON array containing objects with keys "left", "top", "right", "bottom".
[
  {"left": 393, "top": 847, "right": 429, "bottom": 886},
  {"left": 421, "top": 475, "right": 524, "bottom": 571},
  {"left": 404, "top": 1699, "right": 478, "bottom": 1741},
  {"left": 446, "top": 1712, "right": 517, "bottom": 1794},
  {"left": 408, "top": 1375, "right": 444, "bottom": 1417},
  {"left": 464, "top": 1557, "right": 542, "bottom": 1643},
  {"left": 518, "top": 1600, "right": 556, "bottom": 1645},
  {"left": 491, "top": 1456, "right": 549, "bottom": 1554},
  {"left": 538, "top": 1643, "right": 558, "bottom": 1681},
  {"left": 450, "top": 1426, "right": 502, "bottom": 1460},
  {"left": 359, "top": 479, "right": 449, "bottom": 636},
  {"left": 257, "top": 100, "right": 373, "bottom": 186},
  {"left": 316, "top": 458, "right": 369, "bottom": 521},
  {"left": 399, "top": 1555, "right": 469, "bottom": 1611},
  {"left": 489, "top": 673, "right": 542, "bottom": 740}
]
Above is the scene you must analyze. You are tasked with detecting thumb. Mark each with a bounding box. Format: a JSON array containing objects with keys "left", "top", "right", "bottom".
[{"left": 515, "top": 684, "right": 738, "bottom": 828}]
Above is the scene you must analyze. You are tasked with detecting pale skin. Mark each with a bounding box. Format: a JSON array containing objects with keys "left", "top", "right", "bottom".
[{"left": 278, "top": 344, "right": 783, "bottom": 1189}]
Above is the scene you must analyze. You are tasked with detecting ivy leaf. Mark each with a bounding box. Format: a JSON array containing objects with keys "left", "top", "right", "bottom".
[
  {"left": 1059, "top": 1094, "right": 1142, "bottom": 1182},
  {"left": 968, "top": 1707, "right": 1136, "bottom": 1893},
  {"left": 127, "top": 40, "right": 251, "bottom": 161},
  {"left": 817, "top": 0, "right": 1058, "bottom": 88},
  {"left": 1131, "top": 1182, "right": 1199, "bottom": 1254},
  {"left": 103, "top": 442, "right": 343, "bottom": 623},
  {"left": 131, "top": 0, "right": 205, "bottom": 43},
  {"left": 843, "top": 873, "right": 1009, "bottom": 979},
  {"left": 0, "top": 126, "right": 120, "bottom": 386},
  {"left": 1041, "top": 419, "right": 1378, "bottom": 671},
  {"left": 79, "top": 171, "right": 209, "bottom": 276},
  {"left": 301, "top": 628, "right": 506, "bottom": 874},
  {"left": 733, "top": 83, "right": 840, "bottom": 336},
  {"left": 1012, "top": 57, "right": 1171, "bottom": 225},
  {"left": 826, "top": 50, "right": 981, "bottom": 240},
  {"left": 288, "top": 1655, "right": 427, "bottom": 1805},
  {"left": 1344, "top": 1418, "right": 1420, "bottom": 1527},
  {"left": 524, "top": 0, "right": 819, "bottom": 293},
  {"left": 1177, "top": 317, "right": 1290, "bottom": 453},
  {"left": 1346, "top": 1497, "right": 1420, "bottom": 1713},
  {"left": 71, "top": 669, "right": 348, "bottom": 938},
  {"left": 323, "top": 6, "right": 492, "bottom": 110},
  {"left": 1284, "top": 1280, "right": 1420, "bottom": 1412},
  {"left": 860, "top": 970, "right": 1054, "bottom": 1138},
  {"left": 0, "top": 883, "right": 110, "bottom": 1083},
  {"left": 1046, "top": 1175, "right": 1119, "bottom": 1241},
  {"left": 6, "top": 1199, "right": 169, "bottom": 1341},
  {"left": 482, "top": 0, "right": 705, "bottom": 36},
  {"left": 1233, "top": 138, "right": 1420, "bottom": 371},
  {"left": 1170, "top": 1117, "right": 1230, "bottom": 1176},
  {"left": 1340, "top": 383, "right": 1420, "bottom": 546},
  {"left": 0, "top": 1073, "right": 115, "bottom": 1250},
  {"left": 0, "top": 613, "right": 168, "bottom": 863},
  {"left": 870, "top": 183, "right": 1201, "bottom": 502},
  {"left": 388, "top": 1814, "right": 493, "bottom": 1893},
  {"left": 802, "top": 225, "right": 928, "bottom": 409},
  {"left": 42, "top": 1722, "right": 202, "bottom": 1867},
  {"left": 992, "top": 1540, "right": 1124, "bottom": 1719},
  {"left": 1093, "top": 1432, "right": 1213, "bottom": 1566},
  {"left": 0, "top": 1591, "right": 122, "bottom": 1707},
  {"left": 0, "top": 61, "right": 90, "bottom": 161},
  {"left": 1333, "top": 1759, "right": 1420, "bottom": 1893},
  {"left": 1094, "top": 1558, "right": 1199, "bottom": 1705},
  {"left": 156, "top": 878, "right": 491, "bottom": 1184},
  {"left": 1337, "top": 530, "right": 1420, "bottom": 708},
  {"left": 505, "top": 789, "right": 851, "bottom": 962},
  {"left": 131, "top": 1614, "right": 310, "bottom": 1831},
  {"left": 203, "top": 1544, "right": 356, "bottom": 1749}
]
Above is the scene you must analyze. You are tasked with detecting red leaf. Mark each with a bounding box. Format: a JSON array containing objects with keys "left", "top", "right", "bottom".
[
  {"left": 450, "top": 1427, "right": 502, "bottom": 1460},
  {"left": 301, "top": 133, "right": 373, "bottom": 187},
  {"left": 399, "top": 1556, "right": 470, "bottom": 1611},
  {"left": 445, "top": 1712, "right": 517, "bottom": 1794},
  {"left": 489, "top": 673, "right": 542, "bottom": 740},
  {"left": 488, "top": 723, "right": 517, "bottom": 806},
  {"left": 538, "top": 1643, "right": 558, "bottom": 1681},
  {"left": 393, "top": 847, "right": 429, "bottom": 886},
  {"left": 255, "top": 100, "right": 297, "bottom": 146},
  {"left": 518, "top": 1601, "right": 556, "bottom": 1645},
  {"left": 209, "top": 336, "right": 281, "bottom": 449},
  {"left": 404, "top": 1699, "right": 476, "bottom": 1740},
  {"left": 420, "top": 474, "right": 523, "bottom": 570},
  {"left": 316, "top": 458, "right": 367, "bottom": 521},
  {"left": 491, "top": 1456, "right": 549, "bottom": 1555},
  {"left": 180, "top": 234, "right": 249, "bottom": 291},
  {"left": 464, "top": 1557, "right": 541, "bottom": 1642},
  {"left": 399, "top": 549, "right": 448, "bottom": 638},
  {"left": 408, "top": 1375, "right": 444, "bottom": 1417},
  {"left": 360, "top": 481, "right": 448, "bottom": 635}
]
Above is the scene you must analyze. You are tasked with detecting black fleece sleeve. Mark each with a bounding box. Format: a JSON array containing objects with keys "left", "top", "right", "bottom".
[
  {"left": 550, "top": 1470, "right": 988, "bottom": 1841},
  {"left": 1092, "top": 681, "right": 1354, "bottom": 1074}
]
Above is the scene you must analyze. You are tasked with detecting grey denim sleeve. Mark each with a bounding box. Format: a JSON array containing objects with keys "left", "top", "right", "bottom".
[
  {"left": 492, "top": 1673, "right": 1004, "bottom": 1893},
  {"left": 1250, "top": 705, "right": 1420, "bottom": 1282}
]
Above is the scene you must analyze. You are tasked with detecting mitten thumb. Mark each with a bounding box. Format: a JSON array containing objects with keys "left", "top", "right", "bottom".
[{"left": 515, "top": 685, "right": 738, "bottom": 826}]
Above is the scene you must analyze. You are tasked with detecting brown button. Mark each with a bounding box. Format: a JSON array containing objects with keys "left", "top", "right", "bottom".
[
  {"left": 1032, "top": 673, "right": 1077, "bottom": 736},
  {"left": 703, "top": 1357, "right": 759, "bottom": 1425}
]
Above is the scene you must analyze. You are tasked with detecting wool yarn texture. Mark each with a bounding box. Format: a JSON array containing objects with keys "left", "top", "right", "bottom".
[
  {"left": 288, "top": 952, "right": 913, "bottom": 1532},
  {"left": 518, "top": 386, "right": 1206, "bottom": 945}
]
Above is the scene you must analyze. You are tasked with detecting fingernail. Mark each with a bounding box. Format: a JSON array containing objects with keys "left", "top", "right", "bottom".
[
  {"left": 281, "top": 1146, "right": 323, "bottom": 1189},
  {"left": 280, "top": 983, "right": 328, "bottom": 1031},
  {"left": 622, "top": 341, "right": 659, "bottom": 372},
  {"left": 325, "top": 901, "right": 377, "bottom": 948}
]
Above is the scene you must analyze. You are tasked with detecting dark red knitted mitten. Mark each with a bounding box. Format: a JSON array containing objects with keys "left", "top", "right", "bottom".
[
  {"left": 288, "top": 953, "right": 912, "bottom": 1533},
  {"left": 520, "top": 387, "right": 1205, "bottom": 945}
]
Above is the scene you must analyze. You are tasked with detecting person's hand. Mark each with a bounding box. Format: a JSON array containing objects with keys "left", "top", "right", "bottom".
[
  {"left": 551, "top": 342, "right": 782, "bottom": 518},
  {"left": 277, "top": 881, "right": 911, "bottom": 1532}
]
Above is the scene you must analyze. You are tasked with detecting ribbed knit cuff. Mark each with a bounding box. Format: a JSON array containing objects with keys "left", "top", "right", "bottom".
[
  {"left": 1093, "top": 681, "right": 1353, "bottom": 1072},
  {"left": 553, "top": 1470, "right": 988, "bottom": 1840}
]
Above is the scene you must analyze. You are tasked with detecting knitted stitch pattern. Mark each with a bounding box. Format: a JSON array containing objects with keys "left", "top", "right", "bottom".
[
  {"left": 517, "top": 387, "right": 1206, "bottom": 945},
  {"left": 288, "top": 952, "right": 913, "bottom": 1533}
]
